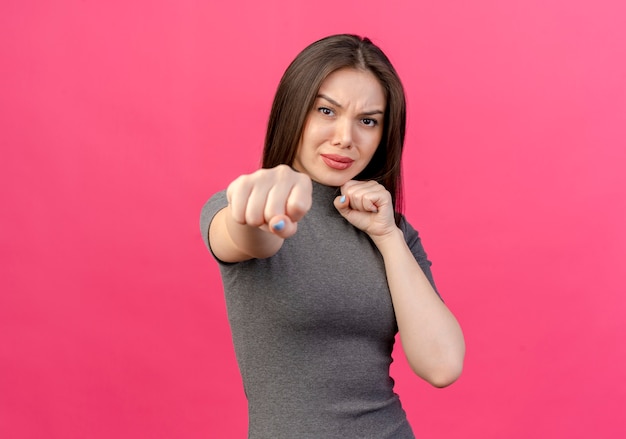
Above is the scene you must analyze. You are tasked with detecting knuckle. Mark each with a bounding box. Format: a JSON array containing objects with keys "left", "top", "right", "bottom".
[
  {"left": 274, "top": 164, "right": 292, "bottom": 178},
  {"left": 230, "top": 210, "right": 244, "bottom": 224},
  {"left": 287, "top": 198, "right": 310, "bottom": 215},
  {"left": 245, "top": 211, "right": 263, "bottom": 227},
  {"left": 226, "top": 179, "right": 240, "bottom": 196},
  {"left": 263, "top": 206, "right": 280, "bottom": 222}
]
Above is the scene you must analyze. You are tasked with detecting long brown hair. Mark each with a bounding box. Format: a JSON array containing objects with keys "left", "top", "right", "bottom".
[{"left": 263, "top": 34, "right": 407, "bottom": 223}]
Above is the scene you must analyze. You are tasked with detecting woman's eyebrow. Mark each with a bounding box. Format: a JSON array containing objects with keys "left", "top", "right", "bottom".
[
  {"left": 317, "top": 94, "right": 343, "bottom": 108},
  {"left": 362, "top": 109, "right": 385, "bottom": 116},
  {"left": 317, "top": 94, "right": 384, "bottom": 116}
]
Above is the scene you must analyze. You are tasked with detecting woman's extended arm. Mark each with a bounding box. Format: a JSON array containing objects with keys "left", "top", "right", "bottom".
[
  {"left": 209, "top": 165, "right": 312, "bottom": 263},
  {"left": 335, "top": 180, "right": 465, "bottom": 387}
]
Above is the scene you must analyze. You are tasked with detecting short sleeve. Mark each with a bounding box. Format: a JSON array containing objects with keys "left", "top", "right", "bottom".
[
  {"left": 398, "top": 216, "right": 441, "bottom": 299},
  {"left": 199, "top": 190, "right": 228, "bottom": 259}
]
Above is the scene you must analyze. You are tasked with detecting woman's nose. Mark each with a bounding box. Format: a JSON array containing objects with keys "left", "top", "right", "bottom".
[{"left": 331, "top": 118, "right": 352, "bottom": 148}]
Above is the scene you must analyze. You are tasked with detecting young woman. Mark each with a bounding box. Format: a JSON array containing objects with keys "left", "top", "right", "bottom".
[{"left": 200, "top": 34, "right": 465, "bottom": 439}]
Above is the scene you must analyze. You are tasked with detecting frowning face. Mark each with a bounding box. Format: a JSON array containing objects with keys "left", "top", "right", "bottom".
[{"left": 292, "top": 68, "right": 386, "bottom": 187}]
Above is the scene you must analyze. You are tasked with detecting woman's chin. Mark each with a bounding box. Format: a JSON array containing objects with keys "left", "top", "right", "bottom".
[{"left": 309, "top": 173, "right": 355, "bottom": 187}]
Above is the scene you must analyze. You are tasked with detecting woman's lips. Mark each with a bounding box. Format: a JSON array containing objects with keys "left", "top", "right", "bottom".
[{"left": 321, "top": 154, "right": 354, "bottom": 170}]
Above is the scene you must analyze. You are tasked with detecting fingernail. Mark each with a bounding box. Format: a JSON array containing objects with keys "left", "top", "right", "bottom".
[
  {"left": 272, "top": 220, "right": 285, "bottom": 231},
  {"left": 340, "top": 195, "right": 346, "bottom": 203}
]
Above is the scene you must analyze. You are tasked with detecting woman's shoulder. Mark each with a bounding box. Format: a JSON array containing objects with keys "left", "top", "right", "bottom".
[{"left": 199, "top": 189, "right": 228, "bottom": 250}]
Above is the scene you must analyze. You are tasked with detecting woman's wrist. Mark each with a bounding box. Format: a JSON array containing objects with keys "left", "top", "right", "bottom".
[{"left": 369, "top": 226, "right": 404, "bottom": 252}]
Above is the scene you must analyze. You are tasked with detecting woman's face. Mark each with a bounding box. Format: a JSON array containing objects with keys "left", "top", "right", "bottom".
[{"left": 292, "top": 68, "right": 386, "bottom": 187}]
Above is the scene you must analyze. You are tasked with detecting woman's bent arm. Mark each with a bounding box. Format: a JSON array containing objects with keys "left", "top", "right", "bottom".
[
  {"left": 373, "top": 228, "right": 465, "bottom": 387},
  {"left": 335, "top": 180, "right": 465, "bottom": 387}
]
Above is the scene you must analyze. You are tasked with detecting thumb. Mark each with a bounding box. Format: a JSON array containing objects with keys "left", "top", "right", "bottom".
[
  {"left": 334, "top": 193, "right": 370, "bottom": 232},
  {"left": 333, "top": 194, "right": 351, "bottom": 217},
  {"left": 268, "top": 214, "right": 298, "bottom": 239}
]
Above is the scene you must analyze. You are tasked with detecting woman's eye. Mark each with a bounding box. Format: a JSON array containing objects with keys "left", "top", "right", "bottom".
[
  {"left": 318, "top": 107, "right": 334, "bottom": 116},
  {"left": 362, "top": 118, "right": 378, "bottom": 127}
]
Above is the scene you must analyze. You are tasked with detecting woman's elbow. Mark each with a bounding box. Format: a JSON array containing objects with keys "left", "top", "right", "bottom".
[
  {"left": 414, "top": 347, "right": 465, "bottom": 388},
  {"left": 424, "top": 361, "right": 464, "bottom": 388}
]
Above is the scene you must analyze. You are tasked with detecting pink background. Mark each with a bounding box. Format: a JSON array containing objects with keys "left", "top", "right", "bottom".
[{"left": 2, "top": 1, "right": 625, "bottom": 438}]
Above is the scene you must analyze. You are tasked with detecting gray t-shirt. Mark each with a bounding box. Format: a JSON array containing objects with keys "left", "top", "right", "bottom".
[{"left": 200, "top": 181, "right": 438, "bottom": 439}]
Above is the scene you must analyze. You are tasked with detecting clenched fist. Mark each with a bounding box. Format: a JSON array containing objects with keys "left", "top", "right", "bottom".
[{"left": 226, "top": 165, "right": 313, "bottom": 239}]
